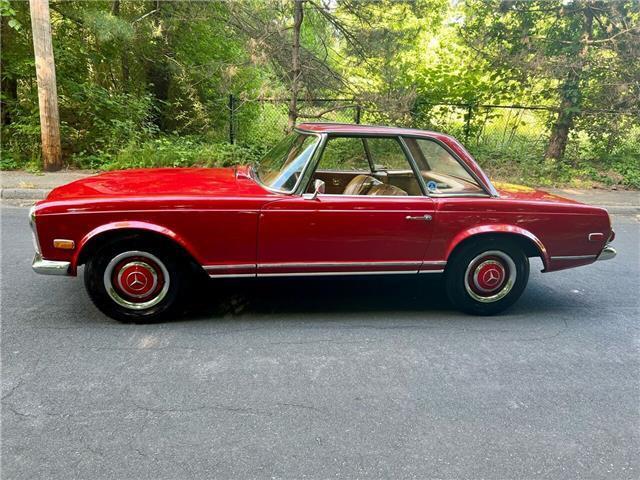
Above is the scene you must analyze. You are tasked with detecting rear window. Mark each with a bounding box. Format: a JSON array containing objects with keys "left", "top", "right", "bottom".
[{"left": 404, "top": 138, "right": 484, "bottom": 194}]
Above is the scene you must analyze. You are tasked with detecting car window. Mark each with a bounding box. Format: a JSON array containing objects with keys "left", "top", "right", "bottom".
[
  {"left": 404, "top": 137, "right": 483, "bottom": 194},
  {"left": 365, "top": 137, "right": 410, "bottom": 171},
  {"left": 317, "top": 137, "right": 369, "bottom": 172},
  {"left": 312, "top": 136, "right": 423, "bottom": 196}
]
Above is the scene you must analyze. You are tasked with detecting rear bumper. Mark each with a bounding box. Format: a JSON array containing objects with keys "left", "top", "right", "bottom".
[
  {"left": 597, "top": 245, "right": 616, "bottom": 261},
  {"left": 32, "top": 253, "right": 71, "bottom": 276}
]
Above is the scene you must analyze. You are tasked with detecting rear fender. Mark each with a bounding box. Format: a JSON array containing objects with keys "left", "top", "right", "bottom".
[{"left": 445, "top": 224, "right": 549, "bottom": 270}]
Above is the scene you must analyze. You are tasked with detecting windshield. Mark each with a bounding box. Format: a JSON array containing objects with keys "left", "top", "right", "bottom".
[{"left": 255, "top": 132, "right": 320, "bottom": 192}]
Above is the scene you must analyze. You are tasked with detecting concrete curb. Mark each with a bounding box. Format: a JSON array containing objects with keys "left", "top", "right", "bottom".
[
  {"left": 1, "top": 187, "right": 638, "bottom": 214},
  {"left": 603, "top": 206, "right": 640, "bottom": 215},
  {"left": 1, "top": 188, "right": 50, "bottom": 200}
]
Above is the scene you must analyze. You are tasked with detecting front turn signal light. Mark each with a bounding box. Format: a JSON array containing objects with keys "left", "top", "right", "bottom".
[{"left": 53, "top": 239, "right": 75, "bottom": 250}]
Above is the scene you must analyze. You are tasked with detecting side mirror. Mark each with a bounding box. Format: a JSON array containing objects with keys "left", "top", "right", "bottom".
[{"left": 304, "top": 179, "right": 325, "bottom": 200}]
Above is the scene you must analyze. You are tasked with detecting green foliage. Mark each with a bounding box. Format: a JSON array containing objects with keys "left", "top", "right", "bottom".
[
  {"left": 1, "top": 0, "right": 638, "bottom": 189},
  {"left": 70, "top": 136, "right": 265, "bottom": 171}
]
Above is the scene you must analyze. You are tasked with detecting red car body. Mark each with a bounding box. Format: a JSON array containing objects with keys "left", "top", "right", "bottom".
[{"left": 30, "top": 123, "right": 616, "bottom": 319}]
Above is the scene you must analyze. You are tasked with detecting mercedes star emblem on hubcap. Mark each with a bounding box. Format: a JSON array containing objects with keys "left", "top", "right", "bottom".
[
  {"left": 482, "top": 268, "right": 501, "bottom": 287},
  {"left": 126, "top": 271, "right": 148, "bottom": 291}
]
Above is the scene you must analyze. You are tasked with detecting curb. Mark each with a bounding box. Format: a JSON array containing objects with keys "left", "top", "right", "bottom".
[
  {"left": 603, "top": 206, "right": 640, "bottom": 214},
  {"left": 1, "top": 188, "right": 50, "bottom": 200},
  {"left": 1, "top": 188, "right": 638, "bottom": 214}
]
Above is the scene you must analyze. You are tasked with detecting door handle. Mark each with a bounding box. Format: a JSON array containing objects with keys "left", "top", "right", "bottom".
[{"left": 406, "top": 214, "right": 433, "bottom": 221}]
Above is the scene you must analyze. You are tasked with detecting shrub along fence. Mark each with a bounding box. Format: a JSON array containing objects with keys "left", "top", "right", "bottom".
[{"left": 226, "top": 95, "right": 640, "bottom": 186}]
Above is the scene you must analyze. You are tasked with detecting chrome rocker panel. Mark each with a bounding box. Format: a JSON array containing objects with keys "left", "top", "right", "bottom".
[{"left": 32, "top": 253, "right": 71, "bottom": 276}]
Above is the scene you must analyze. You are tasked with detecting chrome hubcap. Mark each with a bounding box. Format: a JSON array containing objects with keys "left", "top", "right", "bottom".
[
  {"left": 464, "top": 250, "right": 516, "bottom": 303},
  {"left": 104, "top": 251, "right": 170, "bottom": 310}
]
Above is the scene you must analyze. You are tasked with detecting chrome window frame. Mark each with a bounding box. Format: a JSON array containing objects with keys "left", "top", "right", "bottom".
[
  {"left": 296, "top": 132, "right": 428, "bottom": 197},
  {"left": 400, "top": 134, "right": 497, "bottom": 198}
]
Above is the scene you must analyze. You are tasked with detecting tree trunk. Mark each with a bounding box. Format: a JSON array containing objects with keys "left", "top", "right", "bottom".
[
  {"left": 111, "top": 0, "right": 130, "bottom": 88},
  {"left": 287, "top": 0, "right": 303, "bottom": 131},
  {"left": 144, "top": 2, "right": 172, "bottom": 131},
  {"left": 29, "top": 0, "right": 62, "bottom": 171},
  {"left": 544, "top": 3, "right": 593, "bottom": 161},
  {"left": 545, "top": 90, "right": 576, "bottom": 161}
]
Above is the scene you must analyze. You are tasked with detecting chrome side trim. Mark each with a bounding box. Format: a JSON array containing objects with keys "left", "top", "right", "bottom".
[
  {"left": 202, "top": 260, "right": 448, "bottom": 278},
  {"left": 550, "top": 254, "right": 598, "bottom": 261},
  {"left": 258, "top": 270, "right": 418, "bottom": 278},
  {"left": 597, "top": 245, "right": 616, "bottom": 261},
  {"left": 203, "top": 264, "right": 256, "bottom": 270},
  {"left": 258, "top": 261, "right": 422, "bottom": 269},
  {"left": 32, "top": 253, "right": 71, "bottom": 276},
  {"left": 208, "top": 273, "right": 256, "bottom": 278}
]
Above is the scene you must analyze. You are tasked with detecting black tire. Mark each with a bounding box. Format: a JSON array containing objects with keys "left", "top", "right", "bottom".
[
  {"left": 84, "top": 238, "right": 188, "bottom": 323},
  {"left": 445, "top": 238, "right": 529, "bottom": 315}
]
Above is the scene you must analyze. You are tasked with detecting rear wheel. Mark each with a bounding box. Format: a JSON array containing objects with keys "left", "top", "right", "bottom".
[
  {"left": 84, "top": 240, "right": 188, "bottom": 323},
  {"left": 445, "top": 238, "right": 529, "bottom": 315}
]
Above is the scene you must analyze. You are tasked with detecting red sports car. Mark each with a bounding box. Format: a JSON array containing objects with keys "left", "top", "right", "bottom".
[{"left": 30, "top": 123, "right": 616, "bottom": 322}]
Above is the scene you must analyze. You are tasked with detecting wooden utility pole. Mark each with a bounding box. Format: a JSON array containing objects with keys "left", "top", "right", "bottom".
[
  {"left": 287, "top": 0, "right": 303, "bottom": 131},
  {"left": 29, "top": 0, "right": 62, "bottom": 171}
]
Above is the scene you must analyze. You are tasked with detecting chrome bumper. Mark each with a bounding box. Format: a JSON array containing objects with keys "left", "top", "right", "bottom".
[
  {"left": 597, "top": 245, "right": 617, "bottom": 261},
  {"left": 32, "top": 253, "right": 71, "bottom": 275}
]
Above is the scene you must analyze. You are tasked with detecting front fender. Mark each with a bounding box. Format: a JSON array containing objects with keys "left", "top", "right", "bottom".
[
  {"left": 71, "top": 220, "right": 200, "bottom": 274},
  {"left": 445, "top": 224, "right": 550, "bottom": 270}
]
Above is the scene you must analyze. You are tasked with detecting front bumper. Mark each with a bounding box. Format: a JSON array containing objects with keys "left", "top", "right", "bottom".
[
  {"left": 597, "top": 245, "right": 616, "bottom": 261},
  {"left": 32, "top": 253, "right": 71, "bottom": 276}
]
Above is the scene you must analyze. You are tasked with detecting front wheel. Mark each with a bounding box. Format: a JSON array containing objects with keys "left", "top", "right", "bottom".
[
  {"left": 445, "top": 239, "right": 529, "bottom": 315},
  {"left": 84, "top": 240, "right": 188, "bottom": 323}
]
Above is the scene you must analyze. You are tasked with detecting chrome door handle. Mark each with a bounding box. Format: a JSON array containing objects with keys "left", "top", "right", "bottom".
[{"left": 406, "top": 214, "right": 432, "bottom": 221}]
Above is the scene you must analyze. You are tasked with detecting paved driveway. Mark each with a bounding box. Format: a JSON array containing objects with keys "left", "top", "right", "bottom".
[{"left": 1, "top": 206, "right": 638, "bottom": 479}]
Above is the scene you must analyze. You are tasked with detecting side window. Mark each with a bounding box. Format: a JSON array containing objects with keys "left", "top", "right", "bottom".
[
  {"left": 405, "top": 137, "right": 483, "bottom": 194},
  {"left": 366, "top": 137, "right": 411, "bottom": 171},
  {"left": 316, "top": 137, "right": 369, "bottom": 172},
  {"left": 312, "top": 136, "right": 423, "bottom": 196}
]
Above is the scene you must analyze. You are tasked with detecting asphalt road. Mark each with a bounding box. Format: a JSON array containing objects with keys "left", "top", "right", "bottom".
[{"left": 1, "top": 206, "right": 639, "bottom": 480}]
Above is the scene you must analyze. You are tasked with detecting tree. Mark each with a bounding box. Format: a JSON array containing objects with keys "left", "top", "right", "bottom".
[
  {"left": 227, "top": 0, "right": 353, "bottom": 129},
  {"left": 29, "top": 0, "right": 61, "bottom": 171},
  {"left": 462, "top": 0, "right": 640, "bottom": 161}
]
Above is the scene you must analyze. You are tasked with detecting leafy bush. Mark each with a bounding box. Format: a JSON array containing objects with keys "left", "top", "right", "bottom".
[{"left": 71, "top": 136, "right": 266, "bottom": 171}]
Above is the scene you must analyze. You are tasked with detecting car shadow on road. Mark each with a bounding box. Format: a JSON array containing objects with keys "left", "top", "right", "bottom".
[
  {"left": 185, "top": 274, "right": 453, "bottom": 319},
  {"left": 179, "top": 269, "right": 583, "bottom": 323}
]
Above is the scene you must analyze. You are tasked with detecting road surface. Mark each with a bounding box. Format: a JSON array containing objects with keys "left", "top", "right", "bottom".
[{"left": 2, "top": 206, "right": 638, "bottom": 479}]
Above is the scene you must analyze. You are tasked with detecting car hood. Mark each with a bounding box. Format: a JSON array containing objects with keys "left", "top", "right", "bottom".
[{"left": 45, "top": 167, "right": 268, "bottom": 200}]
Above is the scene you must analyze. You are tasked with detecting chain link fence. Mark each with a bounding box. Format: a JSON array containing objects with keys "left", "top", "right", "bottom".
[{"left": 227, "top": 95, "right": 640, "bottom": 174}]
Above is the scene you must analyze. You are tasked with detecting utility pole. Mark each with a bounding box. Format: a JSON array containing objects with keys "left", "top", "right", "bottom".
[
  {"left": 287, "top": 0, "right": 303, "bottom": 131},
  {"left": 29, "top": 0, "right": 62, "bottom": 171}
]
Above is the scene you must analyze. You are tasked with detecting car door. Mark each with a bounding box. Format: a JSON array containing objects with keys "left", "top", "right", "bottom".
[{"left": 257, "top": 135, "right": 440, "bottom": 276}]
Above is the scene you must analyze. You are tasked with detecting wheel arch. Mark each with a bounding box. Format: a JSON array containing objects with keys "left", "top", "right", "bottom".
[
  {"left": 445, "top": 225, "right": 549, "bottom": 271},
  {"left": 72, "top": 222, "right": 205, "bottom": 276}
]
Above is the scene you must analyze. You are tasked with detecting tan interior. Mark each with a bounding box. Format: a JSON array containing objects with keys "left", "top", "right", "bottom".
[{"left": 309, "top": 170, "right": 420, "bottom": 196}]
